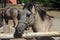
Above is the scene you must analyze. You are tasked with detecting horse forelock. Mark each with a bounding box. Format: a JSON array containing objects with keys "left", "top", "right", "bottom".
[{"left": 23, "top": 1, "right": 34, "bottom": 12}]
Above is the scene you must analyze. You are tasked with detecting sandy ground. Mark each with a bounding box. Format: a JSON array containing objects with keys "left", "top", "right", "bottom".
[
  {"left": 0, "top": 11, "right": 60, "bottom": 40},
  {"left": 47, "top": 11, "right": 60, "bottom": 40}
]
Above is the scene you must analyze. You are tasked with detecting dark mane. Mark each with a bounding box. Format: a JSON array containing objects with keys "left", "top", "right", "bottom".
[
  {"left": 35, "top": 6, "right": 47, "bottom": 21},
  {"left": 35, "top": 6, "right": 54, "bottom": 21}
]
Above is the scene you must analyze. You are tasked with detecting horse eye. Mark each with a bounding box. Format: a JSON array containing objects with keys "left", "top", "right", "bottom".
[{"left": 27, "top": 13, "right": 31, "bottom": 17}]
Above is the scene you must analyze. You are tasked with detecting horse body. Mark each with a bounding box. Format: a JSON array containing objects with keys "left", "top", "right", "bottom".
[
  {"left": 5, "top": 8, "right": 18, "bottom": 19},
  {"left": 3, "top": 8, "right": 20, "bottom": 28},
  {"left": 29, "top": 5, "right": 54, "bottom": 40}
]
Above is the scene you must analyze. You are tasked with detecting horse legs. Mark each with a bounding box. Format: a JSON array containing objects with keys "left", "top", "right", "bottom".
[
  {"left": 5, "top": 18, "right": 8, "bottom": 25},
  {"left": 0, "top": 14, "right": 4, "bottom": 27},
  {"left": 13, "top": 19, "right": 17, "bottom": 28}
]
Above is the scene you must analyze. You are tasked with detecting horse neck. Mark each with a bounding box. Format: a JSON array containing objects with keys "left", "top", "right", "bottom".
[{"left": 33, "top": 11, "right": 51, "bottom": 32}]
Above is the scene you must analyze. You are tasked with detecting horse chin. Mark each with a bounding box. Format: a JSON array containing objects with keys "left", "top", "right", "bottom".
[
  {"left": 14, "top": 31, "right": 22, "bottom": 38},
  {"left": 14, "top": 23, "right": 27, "bottom": 38}
]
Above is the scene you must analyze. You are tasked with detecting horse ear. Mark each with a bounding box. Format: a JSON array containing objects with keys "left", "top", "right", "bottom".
[{"left": 31, "top": 6, "right": 35, "bottom": 14}]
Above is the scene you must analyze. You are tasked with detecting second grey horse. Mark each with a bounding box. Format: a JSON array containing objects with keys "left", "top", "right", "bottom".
[{"left": 2, "top": 8, "right": 20, "bottom": 28}]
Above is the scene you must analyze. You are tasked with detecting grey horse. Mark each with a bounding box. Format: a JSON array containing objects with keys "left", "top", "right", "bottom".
[
  {"left": 14, "top": 1, "right": 54, "bottom": 40},
  {"left": 2, "top": 8, "right": 20, "bottom": 28}
]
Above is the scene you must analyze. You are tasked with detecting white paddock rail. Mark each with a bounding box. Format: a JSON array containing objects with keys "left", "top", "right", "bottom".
[{"left": 0, "top": 32, "right": 60, "bottom": 39}]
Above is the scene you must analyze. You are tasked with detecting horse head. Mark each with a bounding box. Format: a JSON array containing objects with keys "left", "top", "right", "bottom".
[{"left": 14, "top": 2, "right": 35, "bottom": 38}]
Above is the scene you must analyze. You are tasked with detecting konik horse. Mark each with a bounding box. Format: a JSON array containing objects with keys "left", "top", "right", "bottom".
[{"left": 14, "top": 1, "right": 54, "bottom": 40}]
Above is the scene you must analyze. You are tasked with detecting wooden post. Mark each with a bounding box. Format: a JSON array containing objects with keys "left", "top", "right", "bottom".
[{"left": 0, "top": 32, "right": 60, "bottom": 39}]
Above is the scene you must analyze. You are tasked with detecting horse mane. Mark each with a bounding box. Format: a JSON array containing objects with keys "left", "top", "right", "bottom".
[
  {"left": 35, "top": 6, "right": 54, "bottom": 21},
  {"left": 34, "top": 5, "right": 47, "bottom": 21}
]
